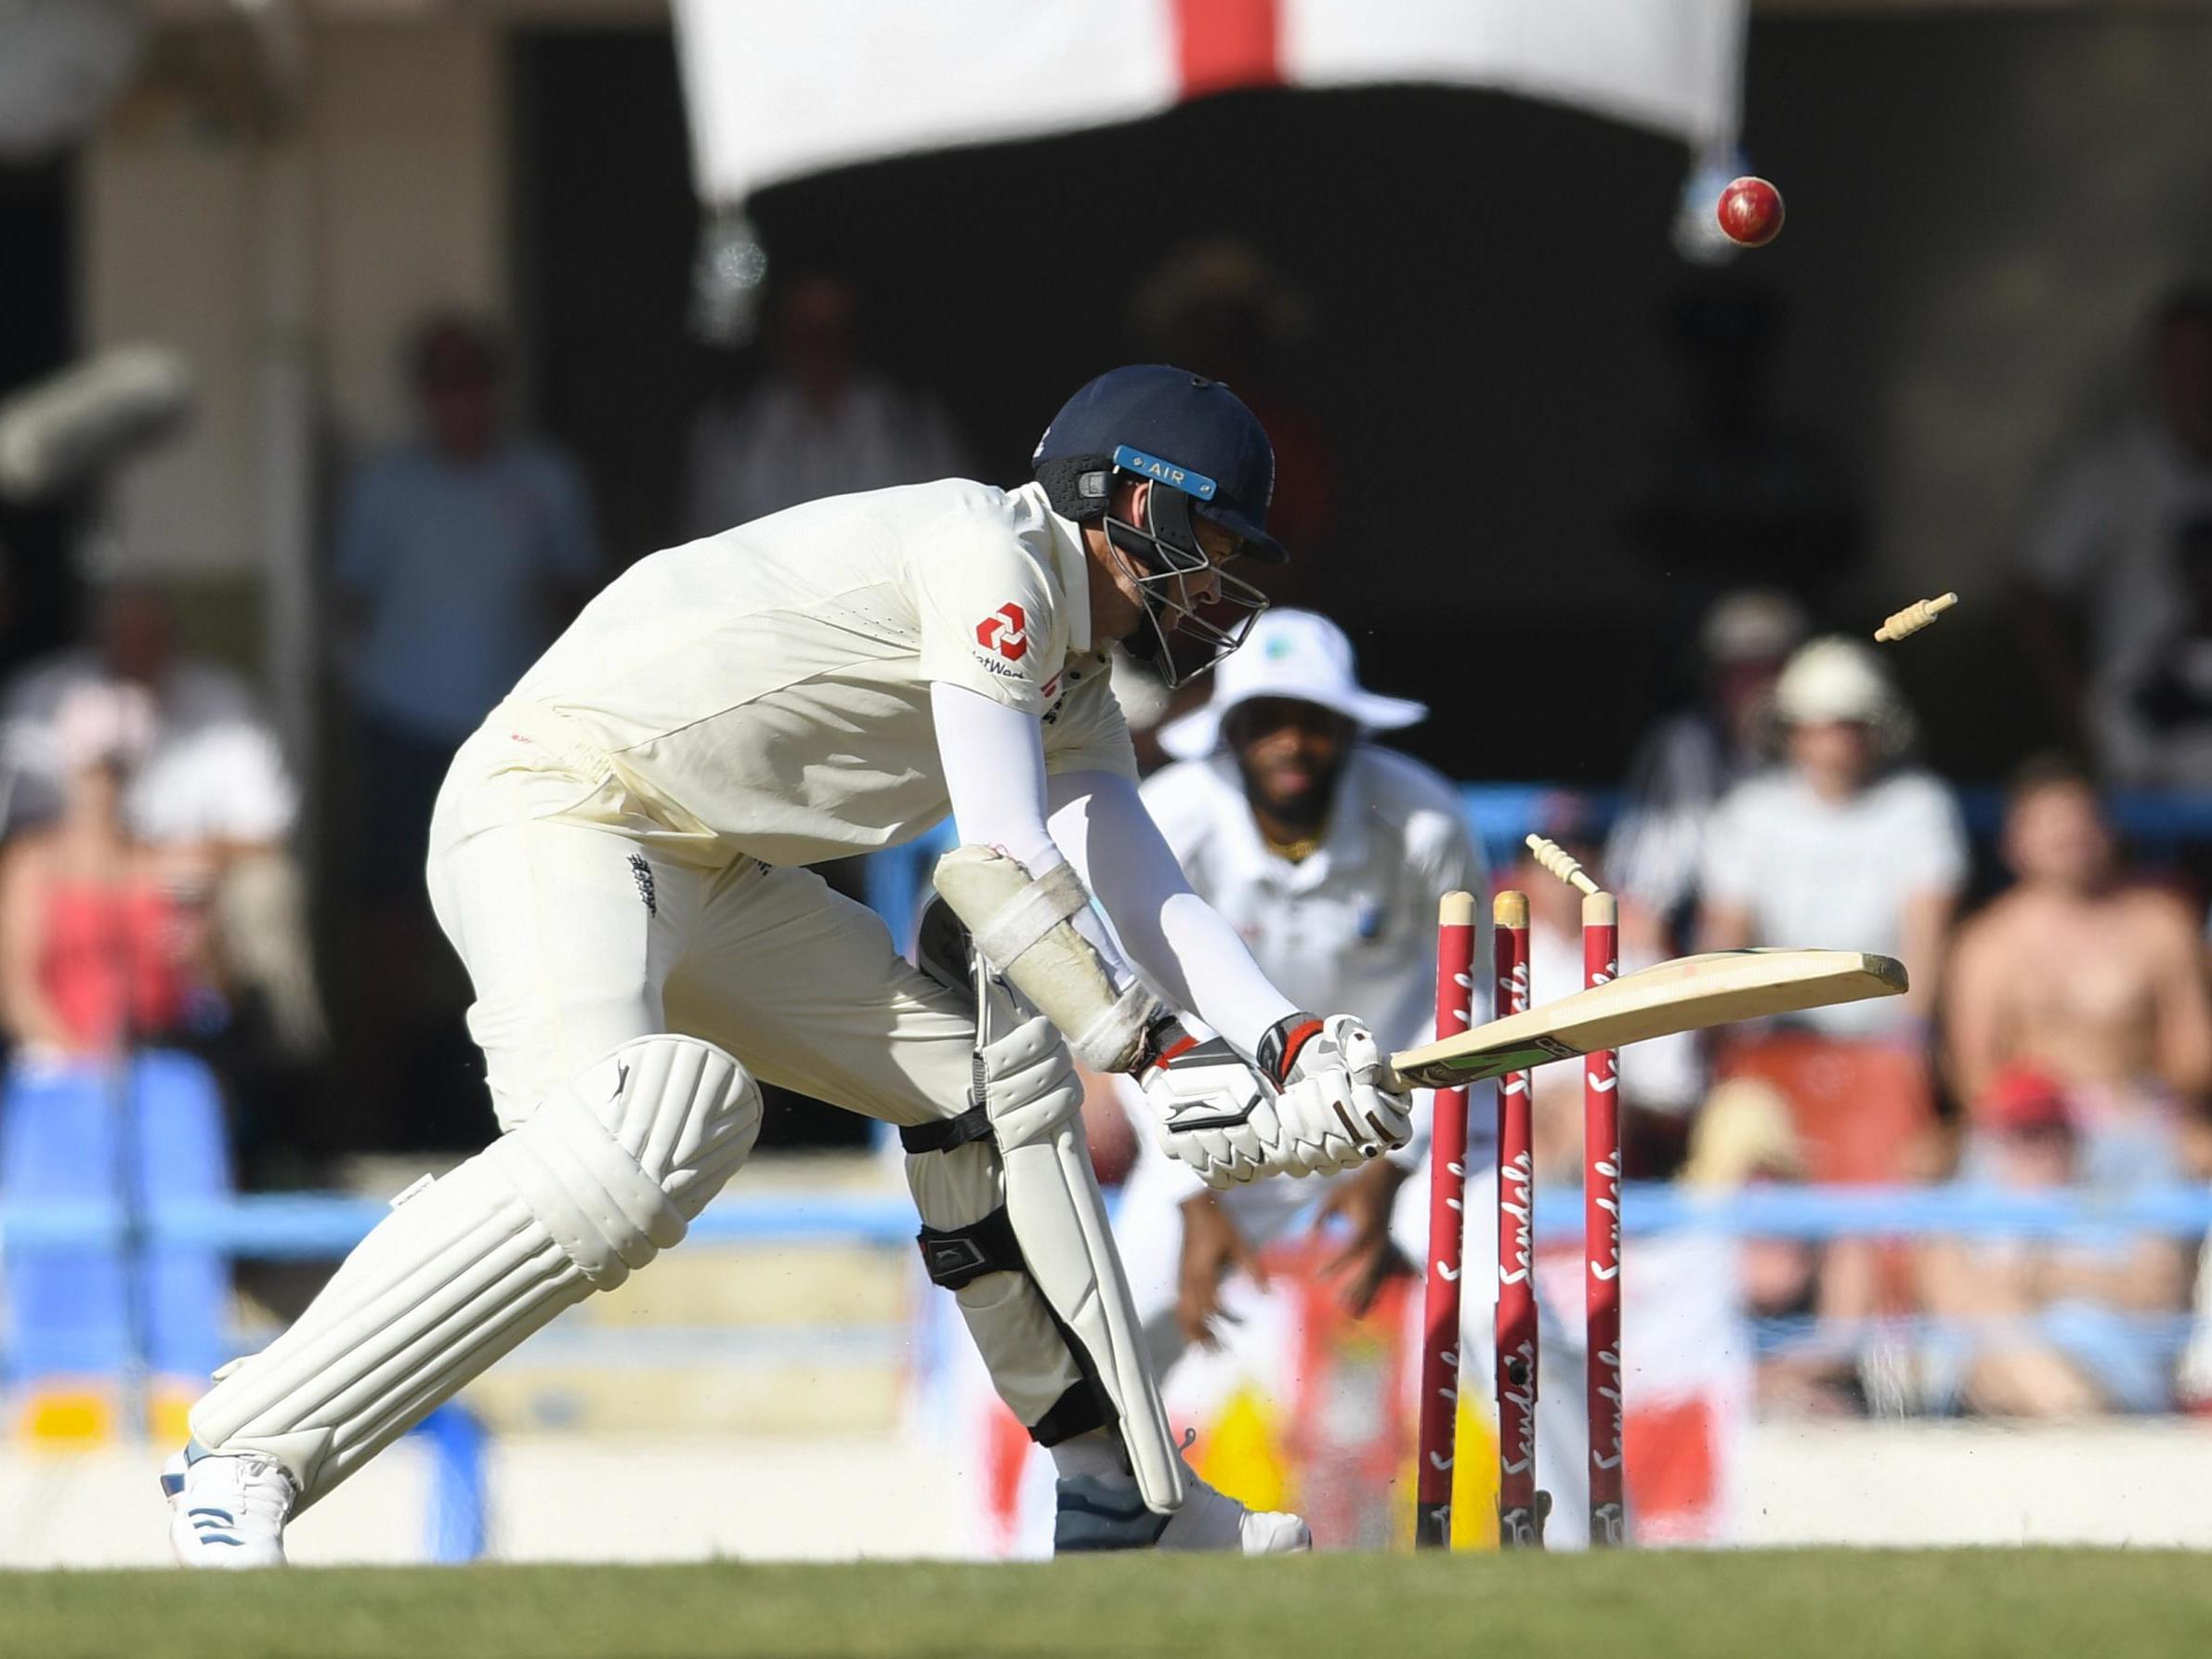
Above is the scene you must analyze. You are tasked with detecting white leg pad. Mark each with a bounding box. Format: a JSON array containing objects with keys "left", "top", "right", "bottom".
[
  {"left": 1001, "top": 1119, "right": 1186, "bottom": 1514},
  {"left": 907, "top": 1012, "right": 1185, "bottom": 1515},
  {"left": 188, "top": 1035, "right": 760, "bottom": 1508}
]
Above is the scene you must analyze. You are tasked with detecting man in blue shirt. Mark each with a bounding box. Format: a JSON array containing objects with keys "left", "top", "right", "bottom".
[{"left": 334, "top": 315, "right": 601, "bottom": 895}]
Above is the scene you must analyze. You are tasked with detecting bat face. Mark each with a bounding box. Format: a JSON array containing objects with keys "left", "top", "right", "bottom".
[{"left": 1387, "top": 949, "right": 1907, "bottom": 1089}]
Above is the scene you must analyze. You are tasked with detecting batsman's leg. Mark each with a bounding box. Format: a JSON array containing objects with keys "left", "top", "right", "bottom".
[
  {"left": 173, "top": 1035, "right": 759, "bottom": 1554},
  {"left": 663, "top": 862, "right": 1307, "bottom": 1554},
  {"left": 168, "top": 752, "right": 755, "bottom": 1566}
]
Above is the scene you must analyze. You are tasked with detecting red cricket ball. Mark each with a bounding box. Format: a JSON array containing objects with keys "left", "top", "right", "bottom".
[{"left": 1716, "top": 176, "right": 1785, "bottom": 248}]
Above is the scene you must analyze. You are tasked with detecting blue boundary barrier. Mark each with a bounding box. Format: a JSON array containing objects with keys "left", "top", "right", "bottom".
[
  {"left": 0, "top": 1191, "right": 921, "bottom": 1257},
  {"left": 7, "top": 1182, "right": 2211, "bottom": 1256}
]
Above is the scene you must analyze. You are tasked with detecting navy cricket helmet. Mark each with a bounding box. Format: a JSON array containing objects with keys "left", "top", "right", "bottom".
[{"left": 1032, "top": 364, "right": 1283, "bottom": 686}]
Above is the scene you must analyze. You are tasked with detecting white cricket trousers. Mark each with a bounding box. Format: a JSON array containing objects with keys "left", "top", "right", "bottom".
[{"left": 427, "top": 712, "right": 975, "bottom": 1131}]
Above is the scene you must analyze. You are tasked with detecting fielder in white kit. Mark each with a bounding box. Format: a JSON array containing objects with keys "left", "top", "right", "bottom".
[
  {"left": 1106, "top": 609, "right": 1486, "bottom": 1370},
  {"left": 164, "top": 366, "right": 1417, "bottom": 1564}
]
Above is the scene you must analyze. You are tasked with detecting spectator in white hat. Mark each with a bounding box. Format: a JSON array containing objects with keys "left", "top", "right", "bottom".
[
  {"left": 1695, "top": 638, "right": 1968, "bottom": 1380},
  {"left": 1698, "top": 636, "right": 1964, "bottom": 1036},
  {"left": 1108, "top": 608, "right": 1485, "bottom": 1367}
]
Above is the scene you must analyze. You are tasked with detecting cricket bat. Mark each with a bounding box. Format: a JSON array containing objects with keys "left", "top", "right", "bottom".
[{"left": 1384, "top": 948, "right": 1906, "bottom": 1090}]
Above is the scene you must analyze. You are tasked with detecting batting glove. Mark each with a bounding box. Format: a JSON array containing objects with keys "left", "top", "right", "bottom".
[{"left": 1139, "top": 1012, "right": 1411, "bottom": 1189}]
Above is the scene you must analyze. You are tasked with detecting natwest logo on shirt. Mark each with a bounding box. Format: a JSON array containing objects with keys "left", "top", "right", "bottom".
[{"left": 975, "top": 602, "right": 1028, "bottom": 662}]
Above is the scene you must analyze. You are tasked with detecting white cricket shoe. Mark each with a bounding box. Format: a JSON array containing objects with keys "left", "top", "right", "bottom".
[
  {"left": 1054, "top": 1470, "right": 1312, "bottom": 1555},
  {"left": 162, "top": 1446, "right": 294, "bottom": 1568}
]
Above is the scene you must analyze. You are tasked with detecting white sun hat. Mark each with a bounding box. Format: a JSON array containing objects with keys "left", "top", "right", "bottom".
[
  {"left": 1774, "top": 636, "right": 1891, "bottom": 724},
  {"left": 1771, "top": 634, "right": 1916, "bottom": 755},
  {"left": 1157, "top": 608, "right": 1427, "bottom": 761}
]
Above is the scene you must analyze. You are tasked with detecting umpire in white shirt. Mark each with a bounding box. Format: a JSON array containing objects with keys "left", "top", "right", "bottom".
[{"left": 1112, "top": 608, "right": 1486, "bottom": 1369}]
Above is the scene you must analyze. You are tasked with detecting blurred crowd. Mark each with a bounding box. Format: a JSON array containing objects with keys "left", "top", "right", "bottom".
[
  {"left": 1579, "top": 602, "right": 2212, "bottom": 1424},
  {"left": 1079, "top": 268, "right": 2212, "bottom": 1430},
  {"left": 6, "top": 244, "right": 2212, "bottom": 1431},
  {"left": 1576, "top": 281, "right": 2212, "bottom": 1424},
  {"left": 0, "top": 583, "right": 319, "bottom": 1101},
  {"left": 1088, "top": 554, "right": 2212, "bottom": 1428}
]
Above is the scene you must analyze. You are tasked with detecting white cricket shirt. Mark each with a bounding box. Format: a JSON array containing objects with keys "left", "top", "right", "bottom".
[
  {"left": 503, "top": 478, "right": 1135, "bottom": 867},
  {"left": 1699, "top": 765, "right": 1966, "bottom": 1036}
]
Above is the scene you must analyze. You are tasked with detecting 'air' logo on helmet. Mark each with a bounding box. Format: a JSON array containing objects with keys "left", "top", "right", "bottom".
[
  {"left": 976, "top": 603, "right": 1028, "bottom": 662},
  {"left": 1113, "top": 445, "right": 1218, "bottom": 501}
]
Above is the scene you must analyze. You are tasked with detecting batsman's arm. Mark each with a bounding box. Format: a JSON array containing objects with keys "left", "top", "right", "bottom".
[
  {"left": 932, "top": 688, "right": 1407, "bottom": 1180},
  {"left": 1046, "top": 772, "right": 1412, "bottom": 1182},
  {"left": 1043, "top": 775, "right": 1412, "bottom": 1182},
  {"left": 933, "top": 681, "right": 1176, "bottom": 976},
  {"left": 935, "top": 680, "right": 1286, "bottom": 1045},
  {"left": 932, "top": 677, "right": 1341, "bottom": 1060},
  {"left": 1043, "top": 767, "right": 1297, "bottom": 1057},
  {"left": 933, "top": 682, "right": 1067, "bottom": 875}
]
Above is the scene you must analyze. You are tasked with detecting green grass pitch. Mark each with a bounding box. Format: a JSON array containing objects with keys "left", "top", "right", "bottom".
[{"left": 5, "top": 1549, "right": 2208, "bottom": 1659}]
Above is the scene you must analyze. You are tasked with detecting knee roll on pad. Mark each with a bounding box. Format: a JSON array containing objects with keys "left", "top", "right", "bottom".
[
  {"left": 489, "top": 1037, "right": 761, "bottom": 1286},
  {"left": 189, "top": 1035, "right": 760, "bottom": 1507}
]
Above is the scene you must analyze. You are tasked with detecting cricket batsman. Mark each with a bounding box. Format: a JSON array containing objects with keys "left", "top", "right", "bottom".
[
  {"left": 1106, "top": 609, "right": 1486, "bottom": 1370},
  {"left": 163, "top": 366, "right": 1413, "bottom": 1564}
]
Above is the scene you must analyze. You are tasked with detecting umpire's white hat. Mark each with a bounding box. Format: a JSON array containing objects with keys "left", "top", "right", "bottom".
[{"left": 1157, "top": 608, "right": 1426, "bottom": 761}]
